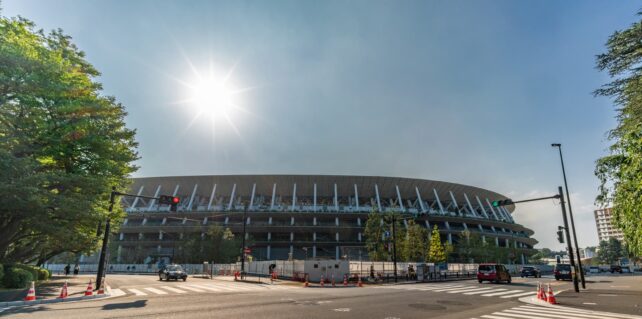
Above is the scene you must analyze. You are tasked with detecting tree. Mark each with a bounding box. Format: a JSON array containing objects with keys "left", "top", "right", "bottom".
[
  {"left": 427, "top": 225, "right": 446, "bottom": 263},
  {"left": 403, "top": 220, "right": 428, "bottom": 262},
  {"left": 594, "top": 11, "right": 642, "bottom": 257},
  {"left": 456, "top": 230, "right": 486, "bottom": 263},
  {"left": 597, "top": 238, "right": 624, "bottom": 265},
  {"left": 0, "top": 16, "right": 138, "bottom": 264},
  {"left": 363, "top": 209, "right": 387, "bottom": 261}
]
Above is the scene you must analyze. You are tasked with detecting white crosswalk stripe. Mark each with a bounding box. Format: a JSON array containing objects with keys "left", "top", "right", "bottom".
[
  {"left": 471, "top": 305, "right": 642, "bottom": 319},
  {"left": 127, "top": 288, "right": 147, "bottom": 296},
  {"left": 375, "top": 283, "right": 540, "bottom": 300},
  {"left": 117, "top": 282, "right": 298, "bottom": 297},
  {"left": 181, "top": 285, "right": 206, "bottom": 292},
  {"left": 143, "top": 287, "right": 168, "bottom": 295},
  {"left": 160, "top": 286, "right": 187, "bottom": 294}
]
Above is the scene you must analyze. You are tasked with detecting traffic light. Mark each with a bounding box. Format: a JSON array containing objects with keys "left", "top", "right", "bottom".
[
  {"left": 557, "top": 226, "right": 565, "bottom": 243},
  {"left": 491, "top": 199, "right": 514, "bottom": 207},
  {"left": 159, "top": 195, "right": 180, "bottom": 211}
]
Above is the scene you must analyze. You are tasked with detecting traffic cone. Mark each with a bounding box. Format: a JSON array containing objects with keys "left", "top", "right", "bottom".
[
  {"left": 343, "top": 274, "right": 348, "bottom": 287},
  {"left": 84, "top": 279, "right": 94, "bottom": 296},
  {"left": 357, "top": 276, "right": 363, "bottom": 287},
  {"left": 97, "top": 278, "right": 105, "bottom": 295},
  {"left": 540, "top": 284, "right": 547, "bottom": 301},
  {"left": 24, "top": 281, "right": 36, "bottom": 301},
  {"left": 536, "top": 282, "right": 542, "bottom": 300},
  {"left": 320, "top": 275, "right": 325, "bottom": 287},
  {"left": 546, "top": 284, "right": 557, "bottom": 304},
  {"left": 331, "top": 274, "right": 335, "bottom": 287},
  {"left": 58, "top": 281, "right": 68, "bottom": 299},
  {"left": 304, "top": 274, "right": 309, "bottom": 287}
]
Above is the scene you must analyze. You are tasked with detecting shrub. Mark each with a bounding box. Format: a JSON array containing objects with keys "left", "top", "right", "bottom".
[
  {"left": 0, "top": 264, "right": 4, "bottom": 287},
  {"left": 3, "top": 268, "right": 34, "bottom": 289},
  {"left": 11, "top": 265, "right": 39, "bottom": 282},
  {"left": 37, "top": 268, "right": 50, "bottom": 281}
]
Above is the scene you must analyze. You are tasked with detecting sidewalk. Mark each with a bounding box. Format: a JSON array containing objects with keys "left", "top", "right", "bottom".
[
  {"left": 555, "top": 287, "right": 642, "bottom": 316},
  {"left": 0, "top": 274, "right": 97, "bottom": 302}
]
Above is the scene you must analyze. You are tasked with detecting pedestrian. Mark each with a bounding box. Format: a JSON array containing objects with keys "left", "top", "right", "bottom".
[
  {"left": 74, "top": 264, "right": 79, "bottom": 275},
  {"left": 64, "top": 264, "right": 70, "bottom": 276}
]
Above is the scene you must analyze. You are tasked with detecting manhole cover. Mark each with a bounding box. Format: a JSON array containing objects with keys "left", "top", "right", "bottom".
[
  {"left": 437, "top": 300, "right": 471, "bottom": 306},
  {"left": 408, "top": 303, "right": 446, "bottom": 310}
]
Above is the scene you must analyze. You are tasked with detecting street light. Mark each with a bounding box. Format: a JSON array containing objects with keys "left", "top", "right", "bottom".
[
  {"left": 240, "top": 202, "right": 249, "bottom": 279},
  {"left": 552, "top": 143, "right": 586, "bottom": 289}
]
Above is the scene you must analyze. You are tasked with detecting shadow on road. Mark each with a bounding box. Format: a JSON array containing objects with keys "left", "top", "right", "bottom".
[{"left": 102, "top": 300, "right": 147, "bottom": 310}]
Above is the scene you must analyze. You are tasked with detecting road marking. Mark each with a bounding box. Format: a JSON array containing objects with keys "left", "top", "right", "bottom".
[
  {"left": 160, "top": 286, "right": 187, "bottom": 293},
  {"left": 518, "top": 305, "right": 641, "bottom": 319},
  {"left": 188, "top": 284, "right": 225, "bottom": 292},
  {"left": 448, "top": 287, "right": 497, "bottom": 294},
  {"left": 110, "top": 288, "right": 126, "bottom": 296},
  {"left": 474, "top": 306, "right": 642, "bottom": 319},
  {"left": 481, "top": 315, "right": 516, "bottom": 319},
  {"left": 583, "top": 302, "right": 597, "bottom": 305},
  {"left": 333, "top": 308, "right": 350, "bottom": 312},
  {"left": 464, "top": 288, "right": 508, "bottom": 295},
  {"left": 598, "top": 294, "right": 618, "bottom": 297},
  {"left": 481, "top": 289, "right": 523, "bottom": 297},
  {"left": 127, "top": 288, "right": 147, "bottom": 296},
  {"left": 499, "top": 291, "right": 536, "bottom": 298},
  {"left": 143, "top": 287, "right": 168, "bottom": 295},
  {"left": 510, "top": 307, "right": 620, "bottom": 319},
  {"left": 430, "top": 285, "right": 471, "bottom": 292},
  {"left": 181, "top": 285, "right": 206, "bottom": 292}
]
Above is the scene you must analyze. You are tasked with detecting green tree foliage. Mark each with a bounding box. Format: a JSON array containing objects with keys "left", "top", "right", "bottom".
[
  {"left": 456, "top": 230, "right": 486, "bottom": 263},
  {"left": 364, "top": 210, "right": 387, "bottom": 261},
  {"left": 427, "top": 225, "right": 446, "bottom": 263},
  {"left": 403, "top": 220, "right": 428, "bottom": 262},
  {"left": 173, "top": 226, "right": 242, "bottom": 264},
  {"left": 0, "top": 16, "right": 138, "bottom": 264},
  {"left": 597, "top": 238, "right": 625, "bottom": 265},
  {"left": 594, "top": 12, "right": 642, "bottom": 256}
]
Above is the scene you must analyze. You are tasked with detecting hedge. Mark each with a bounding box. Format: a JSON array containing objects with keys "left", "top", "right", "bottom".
[
  {"left": 37, "top": 268, "right": 50, "bottom": 281},
  {"left": 3, "top": 268, "right": 33, "bottom": 289}
]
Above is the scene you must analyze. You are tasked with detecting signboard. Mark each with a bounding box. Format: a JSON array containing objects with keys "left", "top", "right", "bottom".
[{"left": 244, "top": 248, "right": 251, "bottom": 254}]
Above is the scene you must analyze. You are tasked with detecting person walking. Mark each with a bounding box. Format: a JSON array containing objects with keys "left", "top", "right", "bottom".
[
  {"left": 73, "top": 264, "right": 79, "bottom": 276},
  {"left": 64, "top": 264, "right": 70, "bottom": 276}
]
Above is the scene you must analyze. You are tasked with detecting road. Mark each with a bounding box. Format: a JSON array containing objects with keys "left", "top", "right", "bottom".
[{"left": 1, "top": 274, "right": 636, "bottom": 319}]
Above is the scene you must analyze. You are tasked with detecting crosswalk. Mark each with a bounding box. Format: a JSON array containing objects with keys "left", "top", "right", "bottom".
[
  {"left": 109, "top": 281, "right": 296, "bottom": 297},
  {"left": 374, "top": 283, "right": 537, "bottom": 299},
  {"left": 470, "top": 304, "right": 642, "bottom": 319}
]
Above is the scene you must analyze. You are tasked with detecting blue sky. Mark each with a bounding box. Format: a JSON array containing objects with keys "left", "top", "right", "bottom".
[{"left": 4, "top": 0, "right": 639, "bottom": 249}]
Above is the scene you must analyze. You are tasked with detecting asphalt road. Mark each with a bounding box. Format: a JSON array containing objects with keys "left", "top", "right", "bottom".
[{"left": 0, "top": 274, "right": 594, "bottom": 319}]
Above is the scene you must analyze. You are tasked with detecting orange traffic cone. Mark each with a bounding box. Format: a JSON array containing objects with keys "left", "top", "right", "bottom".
[
  {"left": 320, "top": 275, "right": 325, "bottom": 287},
  {"left": 547, "top": 284, "right": 557, "bottom": 304},
  {"left": 357, "top": 276, "right": 363, "bottom": 287},
  {"left": 97, "top": 278, "right": 105, "bottom": 295},
  {"left": 24, "top": 281, "right": 36, "bottom": 301},
  {"left": 304, "top": 274, "right": 309, "bottom": 287},
  {"left": 540, "top": 284, "right": 547, "bottom": 301},
  {"left": 58, "top": 281, "right": 69, "bottom": 299},
  {"left": 84, "top": 279, "right": 93, "bottom": 296},
  {"left": 331, "top": 274, "right": 335, "bottom": 287},
  {"left": 343, "top": 274, "right": 348, "bottom": 286},
  {"left": 536, "top": 282, "right": 542, "bottom": 300}
]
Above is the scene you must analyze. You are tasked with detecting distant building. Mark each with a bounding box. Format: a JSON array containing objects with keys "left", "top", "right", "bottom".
[
  {"left": 594, "top": 207, "right": 625, "bottom": 243},
  {"left": 579, "top": 247, "right": 596, "bottom": 259}
]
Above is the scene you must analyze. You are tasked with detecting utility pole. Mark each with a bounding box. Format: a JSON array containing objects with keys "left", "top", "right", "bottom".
[
  {"left": 240, "top": 202, "right": 248, "bottom": 278},
  {"left": 391, "top": 213, "right": 398, "bottom": 283},
  {"left": 95, "top": 187, "right": 115, "bottom": 291},
  {"left": 558, "top": 186, "right": 580, "bottom": 293},
  {"left": 552, "top": 143, "right": 586, "bottom": 289}
]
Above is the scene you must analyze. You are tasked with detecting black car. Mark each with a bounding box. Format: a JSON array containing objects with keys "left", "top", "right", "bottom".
[
  {"left": 159, "top": 264, "right": 188, "bottom": 281},
  {"left": 610, "top": 265, "right": 623, "bottom": 273},
  {"left": 520, "top": 266, "right": 541, "bottom": 278},
  {"left": 554, "top": 263, "right": 572, "bottom": 281}
]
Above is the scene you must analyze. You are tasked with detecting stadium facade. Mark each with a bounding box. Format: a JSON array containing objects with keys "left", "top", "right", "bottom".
[{"left": 114, "top": 175, "right": 537, "bottom": 264}]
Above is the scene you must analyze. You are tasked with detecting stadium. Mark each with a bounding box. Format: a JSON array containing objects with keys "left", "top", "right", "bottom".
[{"left": 114, "top": 175, "right": 537, "bottom": 264}]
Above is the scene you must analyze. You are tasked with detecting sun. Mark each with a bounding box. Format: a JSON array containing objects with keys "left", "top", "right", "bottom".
[{"left": 191, "top": 77, "right": 234, "bottom": 115}]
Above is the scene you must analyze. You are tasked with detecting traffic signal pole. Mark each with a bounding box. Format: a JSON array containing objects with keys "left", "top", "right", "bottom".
[
  {"left": 391, "top": 214, "right": 398, "bottom": 283},
  {"left": 558, "top": 186, "right": 580, "bottom": 293}
]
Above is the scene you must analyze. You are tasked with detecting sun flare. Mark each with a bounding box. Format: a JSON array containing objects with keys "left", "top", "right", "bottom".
[{"left": 191, "top": 77, "right": 234, "bottom": 115}]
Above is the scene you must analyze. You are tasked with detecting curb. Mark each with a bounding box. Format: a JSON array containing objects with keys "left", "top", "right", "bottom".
[
  {"left": 518, "top": 290, "right": 642, "bottom": 319},
  {"left": 0, "top": 288, "right": 117, "bottom": 309}
]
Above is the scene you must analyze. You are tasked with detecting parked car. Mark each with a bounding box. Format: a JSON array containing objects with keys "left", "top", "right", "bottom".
[
  {"left": 520, "top": 266, "right": 541, "bottom": 278},
  {"left": 477, "top": 263, "right": 511, "bottom": 284},
  {"left": 610, "top": 265, "right": 623, "bottom": 273},
  {"left": 554, "top": 263, "right": 572, "bottom": 281},
  {"left": 159, "top": 264, "right": 188, "bottom": 281},
  {"left": 589, "top": 266, "right": 599, "bottom": 274}
]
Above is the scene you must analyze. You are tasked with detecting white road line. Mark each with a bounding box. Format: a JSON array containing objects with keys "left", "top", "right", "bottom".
[
  {"left": 511, "top": 307, "right": 622, "bottom": 319},
  {"left": 493, "top": 311, "right": 546, "bottom": 319},
  {"left": 181, "top": 285, "right": 206, "bottom": 292},
  {"left": 481, "top": 315, "right": 517, "bottom": 319},
  {"left": 464, "top": 288, "right": 508, "bottom": 295},
  {"left": 188, "top": 284, "right": 225, "bottom": 292},
  {"left": 210, "top": 283, "right": 253, "bottom": 291},
  {"left": 160, "top": 286, "right": 187, "bottom": 294},
  {"left": 110, "top": 288, "right": 126, "bottom": 297},
  {"left": 481, "top": 289, "right": 523, "bottom": 297},
  {"left": 518, "top": 306, "right": 642, "bottom": 319},
  {"left": 143, "top": 287, "right": 168, "bottom": 295},
  {"left": 430, "top": 285, "right": 471, "bottom": 292},
  {"left": 127, "top": 288, "right": 147, "bottom": 296},
  {"left": 417, "top": 284, "right": 466, "bottom": 290},
  {"left": 499, "top": 291, "right": 536, "bottom": 298},
  {"left": 503, "top": 309, "right": 596, "bottom": 319},
  {"left": 447, "top": 287, "right": 496, "bottom": 294}
]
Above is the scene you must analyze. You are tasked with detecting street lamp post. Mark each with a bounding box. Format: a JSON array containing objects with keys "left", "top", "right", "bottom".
[
  {"left": 240, "top": 202, "right": 248, "bottom": 278},
  {"left": 557, "top": 186, "right": 580, "bottom": 293},
  {"left": 95, "top": 187, "right": 116, "bottom": 291},
  {"left": 552, "top": 143, "right": 586, "bottom": 289}
]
